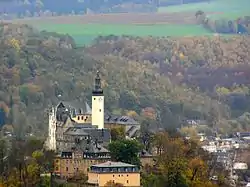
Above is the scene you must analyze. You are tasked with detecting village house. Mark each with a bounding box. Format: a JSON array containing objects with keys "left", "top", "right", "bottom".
[{"left": 88, "top": 161, "right": 140, "bottom": 187}]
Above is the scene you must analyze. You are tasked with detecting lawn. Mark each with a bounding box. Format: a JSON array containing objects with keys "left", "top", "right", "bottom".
[
  {"left": 158, "top": 0, "right": 250, "bottom": 19},
  {"left": 33, "top": 23, "right": 212, "bottom": 46}
]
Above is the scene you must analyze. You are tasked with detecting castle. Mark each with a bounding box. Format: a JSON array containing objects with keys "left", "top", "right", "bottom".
[{"left": 45, "top": 71, "right": 140, "bottom": 153}]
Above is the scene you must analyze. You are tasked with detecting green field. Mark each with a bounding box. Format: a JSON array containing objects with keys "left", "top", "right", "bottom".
[
  {"left": 31, "top": 0, "right": 249, "bottom": 46},
  {"left": 34, "top": 23, "right": 212, "bottom": 46},
  {"left": 158, "top": 0, "right": 250, "bottom": 19}
]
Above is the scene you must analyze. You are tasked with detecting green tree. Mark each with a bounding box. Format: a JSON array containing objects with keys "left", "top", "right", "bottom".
[
  {"left": 8, "top": 95, "right": 14, "bottom": 125},
  {"left": 141, "top": 172, "right": 161, "bottom": 187},
  {"left": 108, "top": 139, "right": 142, "bottom": 166},
  {"left": 207, "top": 102, "right": 220, "bottom": 129},
  {"left": 43, "top": 150, "right": 56, "bottom": 173},
  {"left": 140, "top": 123, "right": 154, "bottom": 152},
  {"left": 110, "top": 127, "right": 125, "bottom": 141},
  {"left": 26, "top": 161, "right": 41, "bottom": 186},
  {"left": 32, "top": 150, "right": 44, "bottom": 164},
  {"left": 0, "top": 108, "right": 6, "bottom": 128},
  {"left": 0, "top": 139, "right": 6, "bottom": 182},
  {"left": 25, "top": 138, "right": 44, "bottom": 156},
  {"left": 195, "top": 10, "right": 205, "bottom": 18}
]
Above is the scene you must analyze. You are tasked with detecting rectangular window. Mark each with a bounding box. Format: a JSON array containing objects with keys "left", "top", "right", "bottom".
[{"left": 66, "top": 167, "right": 68, "bottom": 171}]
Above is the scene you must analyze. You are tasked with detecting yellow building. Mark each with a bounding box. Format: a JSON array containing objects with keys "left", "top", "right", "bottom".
[
  {"left": 54, "top": 142, "right": 110, "bottom": 179},
  {"left": 88, "top": 161, "right": 140, "bottom": 187}
]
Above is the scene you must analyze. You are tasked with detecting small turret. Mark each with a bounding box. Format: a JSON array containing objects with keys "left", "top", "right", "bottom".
[{"left": 92, "top": 71, "right": 103, "bottom": 95}]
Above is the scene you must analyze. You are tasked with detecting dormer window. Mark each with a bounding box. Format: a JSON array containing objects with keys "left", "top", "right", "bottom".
[
  {"left": 72, "top": 109, "right": 76, "bottom": 117},
  {"left": 84, "top": 116, "right": 88, "bottom": 122}
]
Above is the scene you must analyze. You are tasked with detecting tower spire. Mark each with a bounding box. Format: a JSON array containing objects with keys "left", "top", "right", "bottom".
[{"left": 92, "top": 70, "right": 103, "bottom": 95}]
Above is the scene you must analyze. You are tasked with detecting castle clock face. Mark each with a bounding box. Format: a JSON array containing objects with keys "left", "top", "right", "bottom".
[{"left": 99, "top": 97, "right": 103, "bottom": 102}]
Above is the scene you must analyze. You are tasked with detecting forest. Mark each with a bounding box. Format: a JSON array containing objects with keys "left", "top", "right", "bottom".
[
  {"left": 195, "top": 11, "right": 250, "bottom": 34},
  {"left": 0, "top": 23, "right": 250, "bottom": 138}
]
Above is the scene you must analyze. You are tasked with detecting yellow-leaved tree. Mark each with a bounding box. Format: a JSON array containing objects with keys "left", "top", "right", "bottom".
[{"left": 104, "top": 181, "right": 124, "bottom": 187}]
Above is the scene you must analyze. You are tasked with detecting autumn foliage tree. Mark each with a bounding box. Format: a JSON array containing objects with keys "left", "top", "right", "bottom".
[
  {"left": 142, "top": 131, "right": 216, "bottom": 187},
  {"left": 1, "top": 138, "right": 55, "bottom": 187},
  {"left": 104, "top": 181, "right": 124, "bottom": 187}
]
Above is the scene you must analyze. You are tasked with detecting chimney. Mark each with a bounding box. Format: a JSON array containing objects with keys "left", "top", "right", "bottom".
[
  {"left": 107, "top": 115, "right": 111, "bottom": 121},
  {"left": 95, "top": 138, "right": 98, "bottom": 148},
  {"left": 102, "top": 128, "right": 104, "bottom": 137},
  {"left": 87, "top": 135, "right": 91, "bottom": 144}
]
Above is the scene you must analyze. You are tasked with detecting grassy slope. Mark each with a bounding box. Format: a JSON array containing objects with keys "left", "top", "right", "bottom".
[
  {"left": 33, "top": 23, "right": 211, "bottom": 46},
  {"left": 34, "top": 23, "right": 210, "bottom": 36},
  {"left": 158, "top": 0, "right": 250, "bottom": 19}
]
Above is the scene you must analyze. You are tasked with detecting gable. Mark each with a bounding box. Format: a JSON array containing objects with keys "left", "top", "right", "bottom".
[
  {"left": 62, "top": 117, "right": 74, "bottom": 129},
  {"left": 56, "top": 101, "right": 91, "bottom": 115},
  {"left": 56, "top": 102, "right": 66, "bottom": 110}
]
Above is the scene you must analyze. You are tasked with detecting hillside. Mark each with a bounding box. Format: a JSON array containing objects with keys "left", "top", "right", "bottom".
[
  {"left": 0, "top": 0, "right": 211, "bottom": 15},
  {"left": 0, "top": 0, "right": 156, "bottom": 16},
  {"left": 0, "top": 23, "right": 233, "bottom": 138},
  {"left": 89, "top": 35, "right": 250, "bottom": 83},
  {"left": 87, "top": 35, "right": 250, "bottom": 116}
]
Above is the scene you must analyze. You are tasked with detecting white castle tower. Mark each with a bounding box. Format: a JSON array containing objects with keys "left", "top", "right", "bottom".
[
  {"left": 91, "top": 71, "right": 104, "bottom": 129},
  {"left": 46, "top": 106, "right": 57, "bottom": 151}
]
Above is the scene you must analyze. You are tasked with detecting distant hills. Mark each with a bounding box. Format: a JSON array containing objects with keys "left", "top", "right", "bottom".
[{"left": 0, "top": 0, "right": 212, "bottom": 15}]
